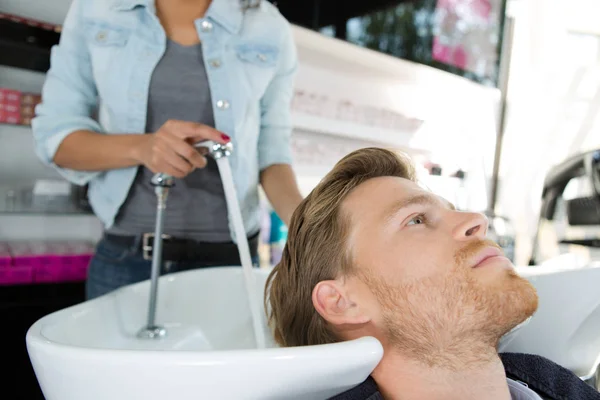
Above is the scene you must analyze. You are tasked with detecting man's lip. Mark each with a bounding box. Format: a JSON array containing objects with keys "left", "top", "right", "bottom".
[{"left": 472, "top": 246, "right": 504, "bottom": 268}]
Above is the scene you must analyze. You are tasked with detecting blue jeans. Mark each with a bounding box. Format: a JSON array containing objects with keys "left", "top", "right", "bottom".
[{"left": 86, "top": 236, "right": 258, "bottom": 300}]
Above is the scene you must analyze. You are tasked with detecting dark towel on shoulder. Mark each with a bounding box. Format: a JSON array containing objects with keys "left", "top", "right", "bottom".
[
  {"left": 327, "top": 377, "right": 381, "bottom": 400},
  {"left": 500, "top": 352, "right": 600, "bottom": 400},
  {"left": 328, "top": 353, "right": 600, "bottom": 400}
]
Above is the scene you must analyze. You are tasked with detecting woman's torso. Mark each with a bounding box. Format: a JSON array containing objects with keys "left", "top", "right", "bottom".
[
  {"left": 108, "top": 39, "right": 232, "bottom": 241},
  {"left": 44, "top": 0, "right": 295, "bottom": 241}
]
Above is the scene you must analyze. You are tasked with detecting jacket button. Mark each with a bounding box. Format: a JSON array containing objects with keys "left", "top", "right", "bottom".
[
  {"left": 96, "top": 31, "right": 107, "bottom": 42},
  {"left": 201, "top": 20, "right": 213, "bottom": 32},
  {"left": 209, "top": 59, "right": 222, "bottom": 68},
  {"left": 216, "top": 100, "right": 230, "bottom": 109},
  {"left": 257, "top": 53, "right": 267, "bottom": 62}
]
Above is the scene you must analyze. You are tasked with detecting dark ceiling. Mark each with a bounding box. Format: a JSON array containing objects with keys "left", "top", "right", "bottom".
[{"left": 268, "top": 0, "right": 414, "bottom": 31}]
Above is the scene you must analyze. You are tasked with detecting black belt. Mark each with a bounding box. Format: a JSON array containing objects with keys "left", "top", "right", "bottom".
[{"left": 103, "top": 231, "right": 259, "bottom": 264}]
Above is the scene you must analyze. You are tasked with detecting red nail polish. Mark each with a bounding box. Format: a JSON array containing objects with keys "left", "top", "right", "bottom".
[{"left": 221, "top": 134, "right": 230, "bottom": 142}]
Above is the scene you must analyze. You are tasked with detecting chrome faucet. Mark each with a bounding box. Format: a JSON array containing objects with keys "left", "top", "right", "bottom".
[
  {"left": 201, "top": 140, "right": 233, "bottom": 160},
  {"left": 137, "top": 140, "right": 234, "bottom": 340}
]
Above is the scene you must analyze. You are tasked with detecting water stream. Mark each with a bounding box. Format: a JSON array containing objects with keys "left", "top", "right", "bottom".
[{"left": 216, "top": 157, "right": 266, "bottom": 349}]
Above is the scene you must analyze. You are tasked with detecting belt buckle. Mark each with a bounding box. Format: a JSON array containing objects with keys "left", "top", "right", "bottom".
[{"left": 142, "top": 233, "right": 172, "bottom": 261}]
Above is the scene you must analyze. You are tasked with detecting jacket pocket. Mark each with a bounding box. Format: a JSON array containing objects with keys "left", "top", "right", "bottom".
[
  {"left": 85, "top": 20, "right": 131, "bottom": 47},
  {"left": 83, "top": 20, "right": 132, "bottom": 102},
  {"left": 236, "top": 43, "right": 279, "bottom": 68},
  {"left": 234, "top": 42, "right": 279, "bottom": 99}
]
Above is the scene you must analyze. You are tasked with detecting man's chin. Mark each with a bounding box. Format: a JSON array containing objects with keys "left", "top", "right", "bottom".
[
  {"left": 494, "top": 273, "right": 539, "bottom": 337},
  {"left": 515, "top": 274, "right": 539, "bottom": 317}
]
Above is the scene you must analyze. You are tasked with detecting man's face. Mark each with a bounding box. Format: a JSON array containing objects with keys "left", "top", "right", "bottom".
[{"left": 339, "top": 176, "right": 538, "bottom": 361}]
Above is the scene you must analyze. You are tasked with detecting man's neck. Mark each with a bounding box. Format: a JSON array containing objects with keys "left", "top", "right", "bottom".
[{"left": 371, "top": 348, "right": 511, "bottom": 400}]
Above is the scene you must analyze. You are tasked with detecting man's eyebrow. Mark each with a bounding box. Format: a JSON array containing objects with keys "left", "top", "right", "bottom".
[{"left": 382, "top": 193, "right": 455, "bottom": 222}]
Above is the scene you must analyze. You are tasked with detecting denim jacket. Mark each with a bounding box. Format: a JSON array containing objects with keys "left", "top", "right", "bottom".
[{"left": 32, "top": 0, "right": 297, "bottom": 241}]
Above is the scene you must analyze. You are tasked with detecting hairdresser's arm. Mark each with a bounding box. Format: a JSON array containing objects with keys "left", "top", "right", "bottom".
[
  {"left": 31, "top": 0, "right": 103, "bottom": 185},
  {"left": 260, "top": 164, "right": 302, "bottom": 226},
  {"left": 32, "top": 0, "right": 227, "bottom": 181},
  {"left": 53, "top": 121, "right": 230, "bottom": 178},
  {"left": 52, "top": 130, "right": 144, "bottom": 171},
  {"left": 257, "top": 23, "right": 303, "bottom": 225}
]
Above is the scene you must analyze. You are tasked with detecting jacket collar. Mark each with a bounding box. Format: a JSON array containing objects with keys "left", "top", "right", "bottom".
[
  {"left": 110, "top": 0, "right": 152, "bottom": 11},
  {"left": 205, "top": 0, "right": 243, "bottom": 34},
  {"left": 110, "top": 0, "right": 243, "bottom": 33}
]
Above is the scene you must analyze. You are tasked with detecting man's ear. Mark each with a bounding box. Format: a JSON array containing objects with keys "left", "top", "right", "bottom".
[{"left": 312, "top": 280, "right": 371, "bottom": 327}]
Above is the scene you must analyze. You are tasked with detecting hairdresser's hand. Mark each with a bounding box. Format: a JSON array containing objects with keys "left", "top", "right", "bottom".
[{"left": 134, "top": 119, "right": 230, "bottom": 178}]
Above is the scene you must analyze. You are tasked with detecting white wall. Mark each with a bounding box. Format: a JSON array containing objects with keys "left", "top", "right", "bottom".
[
  {"left": 495, "top": 0, "right": 600, "bottom": 265},
  {"left": 291, "top": 26, "right": 500, "bottom": 212},
  {"left": 292, "top": 4, "right": 600, "bottom": 266}
]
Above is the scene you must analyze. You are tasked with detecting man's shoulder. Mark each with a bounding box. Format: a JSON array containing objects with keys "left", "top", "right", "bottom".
[
  {"left": 328, "top": 353, "right": 600, "bottom": 400},
  {"left": 500, "top": 352, "right": 600, "bottom": 400},
  {"left": 238, "top": 1, "right": 293, "bottom": 49},
  {"left": 327, "top": 377, "right": 382, "bottom": 400},
  {"left": 244, "top": 1, "right": 291, "bottom": 32}
]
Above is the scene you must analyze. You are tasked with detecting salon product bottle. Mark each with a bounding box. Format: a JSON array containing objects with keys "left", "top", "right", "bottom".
[
  {"left": 269, "top": 211, "right": 287, "bottom": 266},
  {"left": 257, "top": 201, "right": 272, "bottom": 268}
]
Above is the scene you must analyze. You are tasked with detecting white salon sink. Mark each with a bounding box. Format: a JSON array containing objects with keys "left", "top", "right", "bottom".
[
  {"left": 26, "top": 267, "right": 383, "bottom": 400},
  {"left": 499, "top": 262, "right": 600, "bottom": 379},
  {"left": 27, "top": 262, "right": 600, "bottom": 399}
]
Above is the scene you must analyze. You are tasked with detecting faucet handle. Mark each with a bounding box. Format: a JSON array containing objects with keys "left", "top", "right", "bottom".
[
  {"left": 194, "top": 140, "right": 233, "bottom": 159},
  {"left": 148, "top": 139, "right": 233, "bottom": 186},
  {"left": 150, "top": 173, "right": 175, "bottom": 188}
]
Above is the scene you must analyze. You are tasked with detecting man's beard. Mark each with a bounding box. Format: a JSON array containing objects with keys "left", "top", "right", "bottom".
[{"left": 363, "top": 240, "right": 539, "bottom": 369}]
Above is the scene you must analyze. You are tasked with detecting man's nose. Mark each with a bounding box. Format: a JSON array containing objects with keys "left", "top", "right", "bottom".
[{"left": 451, "top": 211, "right": 489, "bottom": 241}]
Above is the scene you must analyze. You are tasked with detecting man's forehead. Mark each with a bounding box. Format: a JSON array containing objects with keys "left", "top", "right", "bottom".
[
  {"left": 342, "top": 176, "right": 422, "bottom": 209},
  {"left": 341, "top": 176, "right": 453, "bottom": 219}
]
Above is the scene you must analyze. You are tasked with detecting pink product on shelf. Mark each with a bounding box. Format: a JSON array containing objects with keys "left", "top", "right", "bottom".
[
  {"left": 34, "top": 255, "right": 67, "bottom": 284},
  {"left": 9, "top": 241, "right": 37, "bottom": 266},
  {"left": 10, "top": 242, "right": 48, "bottom": 282},
  {"left": 64, "top": 242, "right": 94, "bottom": 282},
  {"left": 0, "top": 242, "right": 11, "bottom": 268},
  {"left": 67, "top": 242, "right": 94, "bottom": 281},
  {"left": 0, "top": 257, "right": 10, "bottom": 268},
  {"left": 8, "top": 241, "right": 93, "bottom": 283},
  {"left": 0, "top": 88, "right": 41, "bottom": 126},
  {"left": 0, "top": 109, "right": 21, "bottom": 124},
  {"left": 0, "top": 241, "right": 33, "bottom": 285},
  {"left": 33, "top": 241, "right": 87, "bottom": 283},
  {"left": 60, "top": 257, "right": 91, "bottom": 282},
  {"left": 0, "top": 265, "right": 33, "bottom": 285},
  {"left": 0, "top": 102, "right": 19, "bottom": 112},
  {"left": 0, "top": 88, "right": 21, "bottom": 105}
]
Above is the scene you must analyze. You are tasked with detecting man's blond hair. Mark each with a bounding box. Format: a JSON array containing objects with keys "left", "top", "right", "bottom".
[{"left": 265, "top": 147, "right": 416, "bottom": 347}]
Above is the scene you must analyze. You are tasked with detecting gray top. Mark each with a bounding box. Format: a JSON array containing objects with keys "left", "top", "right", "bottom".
[{"left": 109, "top": 40, "right": 231, "bottom": 242}]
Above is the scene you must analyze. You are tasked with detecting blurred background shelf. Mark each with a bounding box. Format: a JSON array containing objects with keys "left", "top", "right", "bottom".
[
  {"left": 0, "top": 186, "right": 92, "bottom": 215},
  {"left": 0, "top": 122, "right": 32, "bottom": 127},
  {"left": 0, "top": 16, "right": 60, "bottom": 73}
]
